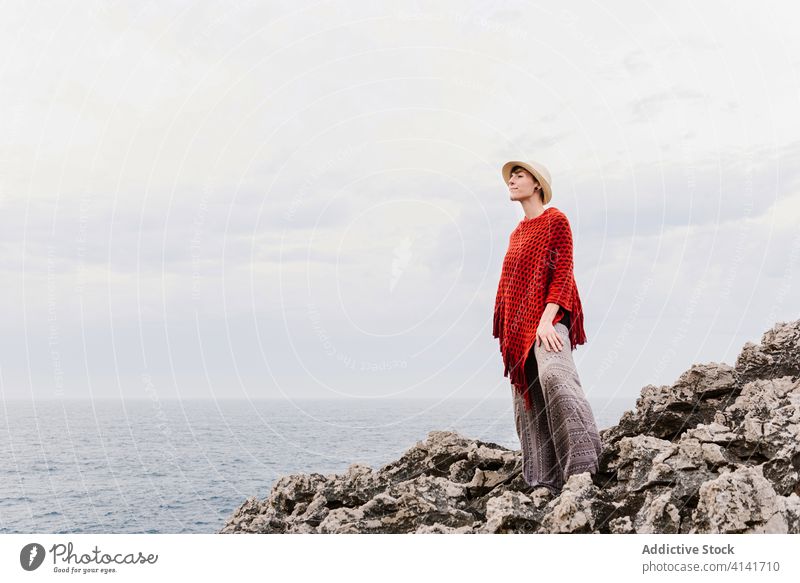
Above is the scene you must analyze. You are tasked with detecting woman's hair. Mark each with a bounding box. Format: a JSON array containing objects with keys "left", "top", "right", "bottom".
[{"left": 510, "top": 165, "right": 543, "bottom": 203}]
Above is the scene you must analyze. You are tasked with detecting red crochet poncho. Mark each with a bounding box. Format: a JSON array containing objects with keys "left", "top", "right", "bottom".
[{"left": 493, "top": 206, "right": 587, "bottom": 410}]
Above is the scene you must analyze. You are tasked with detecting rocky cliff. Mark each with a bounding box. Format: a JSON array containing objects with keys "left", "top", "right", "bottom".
[{"left": 220, "top": 319, "right": 800, "bottom": 534}]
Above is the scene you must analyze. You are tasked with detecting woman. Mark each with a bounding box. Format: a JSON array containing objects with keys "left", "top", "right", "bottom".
[{"left": 492, "top": 159, "right": 602, "bottom": 495}]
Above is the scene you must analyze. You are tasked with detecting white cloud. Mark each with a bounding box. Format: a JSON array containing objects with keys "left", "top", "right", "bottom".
[{"left": 1, "top": 0, "right": 798, "bottom": 401}]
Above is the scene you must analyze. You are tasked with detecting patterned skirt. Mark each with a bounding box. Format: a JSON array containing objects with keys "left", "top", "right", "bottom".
[{"left": 512, "top": 322, "right": 602, "bottom": 493}]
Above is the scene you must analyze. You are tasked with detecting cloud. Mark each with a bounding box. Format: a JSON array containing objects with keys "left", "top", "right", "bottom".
[
  {"left": 1, "top": 0, "right": 799, "bottom": 400},
  {"left": 628, "top": 87, "right": 707, "bottom": 124}
]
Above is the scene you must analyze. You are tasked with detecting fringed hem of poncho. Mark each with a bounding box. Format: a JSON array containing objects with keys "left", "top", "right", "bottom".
[{"left": 493, "top": 302, "right": 587, "bottom": 411}]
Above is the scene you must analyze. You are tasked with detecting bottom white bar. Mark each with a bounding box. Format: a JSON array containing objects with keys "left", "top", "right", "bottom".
[{"left": 1, "top": 533, "right": 797, "bottom": 583}]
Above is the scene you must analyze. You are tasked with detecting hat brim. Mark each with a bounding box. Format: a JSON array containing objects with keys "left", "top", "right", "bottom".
[{"left": 501, "top": 161, "right": 552, "bottom": 204}]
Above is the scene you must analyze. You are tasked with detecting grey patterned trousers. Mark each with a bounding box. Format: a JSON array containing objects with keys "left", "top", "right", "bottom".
[{"left": 512, "top": 322, "right": 602, "bottom": 493}]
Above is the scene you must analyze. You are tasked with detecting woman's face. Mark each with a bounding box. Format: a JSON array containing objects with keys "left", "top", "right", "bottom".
[{"left": 507, "top": 168, "right": 541, "bottom": 201}]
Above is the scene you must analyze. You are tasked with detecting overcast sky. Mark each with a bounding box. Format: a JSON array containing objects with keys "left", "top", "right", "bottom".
[{"left": 1, "top": 0, "right": 798, "bottom": 407}]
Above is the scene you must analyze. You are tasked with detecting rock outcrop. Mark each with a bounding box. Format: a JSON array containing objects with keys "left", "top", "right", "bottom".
[{"left": 220, "top": 319, "right": 800, "bottom": 534}]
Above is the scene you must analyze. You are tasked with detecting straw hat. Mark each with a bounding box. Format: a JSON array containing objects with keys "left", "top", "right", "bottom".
[{"left": 501, "top": 160, "right": 553, "bottom": 204}]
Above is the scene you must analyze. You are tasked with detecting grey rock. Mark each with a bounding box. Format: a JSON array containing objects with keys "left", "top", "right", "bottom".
[
  {"left": 221, "top": 319, "right": 800, "bottom": 534},
  {"left": 480, "top": 491, "right": 539, "bottom": 533},
  {"left": 736, "top": 320, "right": 800, "bottom": 383},
  {"left": 690, "top": 465, "right": 798, "bottom": 533}
]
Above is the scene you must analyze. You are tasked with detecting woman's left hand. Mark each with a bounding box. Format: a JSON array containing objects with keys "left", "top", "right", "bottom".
[{"left": 536, "top": 321, "right": 564, "bottom": 352}]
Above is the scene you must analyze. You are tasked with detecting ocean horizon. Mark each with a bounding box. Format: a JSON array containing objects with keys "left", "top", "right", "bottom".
[{"left": 0, "top": 396, "right": 634, "bottom": 533}]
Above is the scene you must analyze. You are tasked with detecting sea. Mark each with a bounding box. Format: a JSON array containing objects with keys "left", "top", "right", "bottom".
[{"left": 0, "top": 397, "right": 633, "bottom": 533}]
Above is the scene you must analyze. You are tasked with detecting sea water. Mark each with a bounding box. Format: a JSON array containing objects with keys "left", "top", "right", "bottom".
[{"left": 0, "top": 397, "right": 632, "bottom": 533}]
